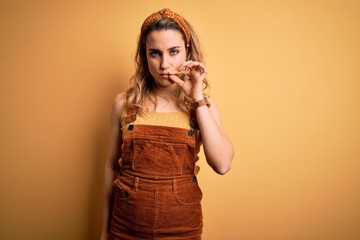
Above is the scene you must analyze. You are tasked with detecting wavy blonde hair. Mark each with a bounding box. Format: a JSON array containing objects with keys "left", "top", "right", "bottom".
[{"left": 126, "top": 12, "right": 209, "bottom": 115}]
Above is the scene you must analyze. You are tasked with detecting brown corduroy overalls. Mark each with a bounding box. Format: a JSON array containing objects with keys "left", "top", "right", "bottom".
[{"left": 110, "top": 109, "right": 203, "bottom": 240}]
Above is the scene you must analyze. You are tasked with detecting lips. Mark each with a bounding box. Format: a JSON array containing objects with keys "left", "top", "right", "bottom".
[{"left": 160, "top": 72, "right": 170, "bottom": 78}]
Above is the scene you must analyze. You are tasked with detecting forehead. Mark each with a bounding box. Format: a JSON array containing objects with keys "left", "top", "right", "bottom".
[{"left": 146, "top": 30, "right": 185, "bottom": 49}]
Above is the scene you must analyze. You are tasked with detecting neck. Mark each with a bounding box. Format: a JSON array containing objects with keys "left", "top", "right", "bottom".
[
  {"left": 152, "top": 84, "right": 177, "bottom": 98},
  {"left": 146, "top": 85, "right": 179, "bottom": 112}
]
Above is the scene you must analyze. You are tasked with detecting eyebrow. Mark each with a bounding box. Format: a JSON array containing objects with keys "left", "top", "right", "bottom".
[{"left": 148, "top": 46, "right": 181, "bottom": 51}]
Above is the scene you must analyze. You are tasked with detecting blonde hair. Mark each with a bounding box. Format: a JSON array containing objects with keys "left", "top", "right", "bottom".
[{"left": 126, "top": 10, "right": 209, "bottom": 115}]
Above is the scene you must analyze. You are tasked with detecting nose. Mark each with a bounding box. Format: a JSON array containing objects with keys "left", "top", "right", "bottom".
[{"left": 160, "top": 54, "right": 170, "bottom": 70}]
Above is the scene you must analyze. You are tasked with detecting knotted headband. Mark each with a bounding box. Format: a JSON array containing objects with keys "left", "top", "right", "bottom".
[{"left": 141, "top": 8, "right": 191, "bottom": 46}]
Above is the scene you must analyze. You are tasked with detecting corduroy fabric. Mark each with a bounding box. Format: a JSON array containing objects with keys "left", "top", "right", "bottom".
[{"left": 110, "top": 110, "right": 203, "bottom": 239}]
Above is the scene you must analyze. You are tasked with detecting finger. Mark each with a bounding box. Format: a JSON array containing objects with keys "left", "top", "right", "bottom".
[
  {"left": 168, "top": 74, "right": 185, "bottom": 86},
  {"left": 169, "top": 61, "right": 193, "bottom": 74},
  {"left": 197, "top": 62, "right": 208, "bottom": 73},
  {"left": 186, "top": 62, "right": 208, "bottom": 74},
  {"left": 168, "top": 67, "right": 190, "bottom": 75},
  {"left": 181, "top": 60, "right": 194, "bottom": 68}
]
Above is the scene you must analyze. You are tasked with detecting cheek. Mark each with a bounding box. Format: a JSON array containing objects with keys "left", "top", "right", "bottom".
[
  {"left": 174, "top": 54, "right": 187, "bottom": 68},
  {"left": 147, "top": 58, "right": 157, "bottom": 72},
  {"left": 147, "top": 59, "right": 161, "bottom": 79}
]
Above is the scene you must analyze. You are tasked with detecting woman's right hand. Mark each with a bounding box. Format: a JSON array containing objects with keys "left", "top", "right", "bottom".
[{"left": 168, "top": 60, "right": 208, "bottom": 101}]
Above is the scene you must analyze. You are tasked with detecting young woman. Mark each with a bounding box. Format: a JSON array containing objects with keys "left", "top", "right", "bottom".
[{"left": 100, "top": 8, "right": 234, "bottom": 240}]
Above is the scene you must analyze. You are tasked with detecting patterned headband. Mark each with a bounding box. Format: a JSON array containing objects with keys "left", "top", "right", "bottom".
[{"left": 141, "top": 8, "right": 191, "bottom": 46}]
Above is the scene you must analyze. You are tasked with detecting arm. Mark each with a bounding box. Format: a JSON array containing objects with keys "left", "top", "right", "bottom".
[
  {"left": 100, "top": 94, "right": 125, "bottom": 240},
  {"left": 195, "top": 97, "right": 234, "bottom": 175},
  {"left": 169, "top": 61, "right": 234, "bottom": 175}
]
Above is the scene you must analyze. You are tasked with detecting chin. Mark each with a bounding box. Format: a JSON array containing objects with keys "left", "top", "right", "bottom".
[{"left": 155, "top": 77, "right": 174, "bottom": 86}]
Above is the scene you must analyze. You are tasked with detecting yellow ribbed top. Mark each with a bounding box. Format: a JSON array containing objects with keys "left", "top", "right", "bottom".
[{"left": 135, "top": 111, "right": 190, "bottom": 129}]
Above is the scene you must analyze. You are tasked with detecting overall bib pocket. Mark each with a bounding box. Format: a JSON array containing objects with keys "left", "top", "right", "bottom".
[{"left": 131, "top": 139, "right": 192, "bottom": 177}]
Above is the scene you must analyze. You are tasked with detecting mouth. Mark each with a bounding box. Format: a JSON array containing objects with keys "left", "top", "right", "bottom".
[{"left": 160, "top": 73, "right": 170, "bottom": 78}]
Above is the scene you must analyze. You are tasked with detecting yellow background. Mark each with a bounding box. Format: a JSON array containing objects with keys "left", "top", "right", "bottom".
[{"left": 1, "top": 1, "right": 359, "bottom": 239}]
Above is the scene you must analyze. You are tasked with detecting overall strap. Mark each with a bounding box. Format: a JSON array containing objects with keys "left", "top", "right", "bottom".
[{"left": 189, "top": 108, "right": 200, "bottom": 130}]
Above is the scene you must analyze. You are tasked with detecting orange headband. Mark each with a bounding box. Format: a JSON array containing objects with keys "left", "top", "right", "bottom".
[{"left": 141, "top": 8, "right": 191, "bottom": 46}]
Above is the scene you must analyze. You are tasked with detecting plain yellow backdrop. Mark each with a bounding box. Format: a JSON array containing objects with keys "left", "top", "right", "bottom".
[{"left": 1, "top": 1, "right": 359, "bottom": 239}]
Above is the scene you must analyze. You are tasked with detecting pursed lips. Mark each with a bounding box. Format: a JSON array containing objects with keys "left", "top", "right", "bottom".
[{"left": 160, "top": 72, "right": 170, "bottom": 77}]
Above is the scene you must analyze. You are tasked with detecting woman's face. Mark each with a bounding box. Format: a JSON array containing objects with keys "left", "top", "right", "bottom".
[{"left": 146, "top": 29, "right": 187, "bottom": 88}]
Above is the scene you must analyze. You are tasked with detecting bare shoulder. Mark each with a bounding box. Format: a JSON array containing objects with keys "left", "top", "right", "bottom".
[{"left": 112, "top": 92, "right": 127, "bottom": 119}]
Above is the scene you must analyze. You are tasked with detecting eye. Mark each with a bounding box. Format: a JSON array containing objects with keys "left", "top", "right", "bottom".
[
  {"left": 169, "top": 49, "right": 179, "bottom": 56},
  {"left": 149, "top": 51, "right": 160, "bottom": 57}
]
